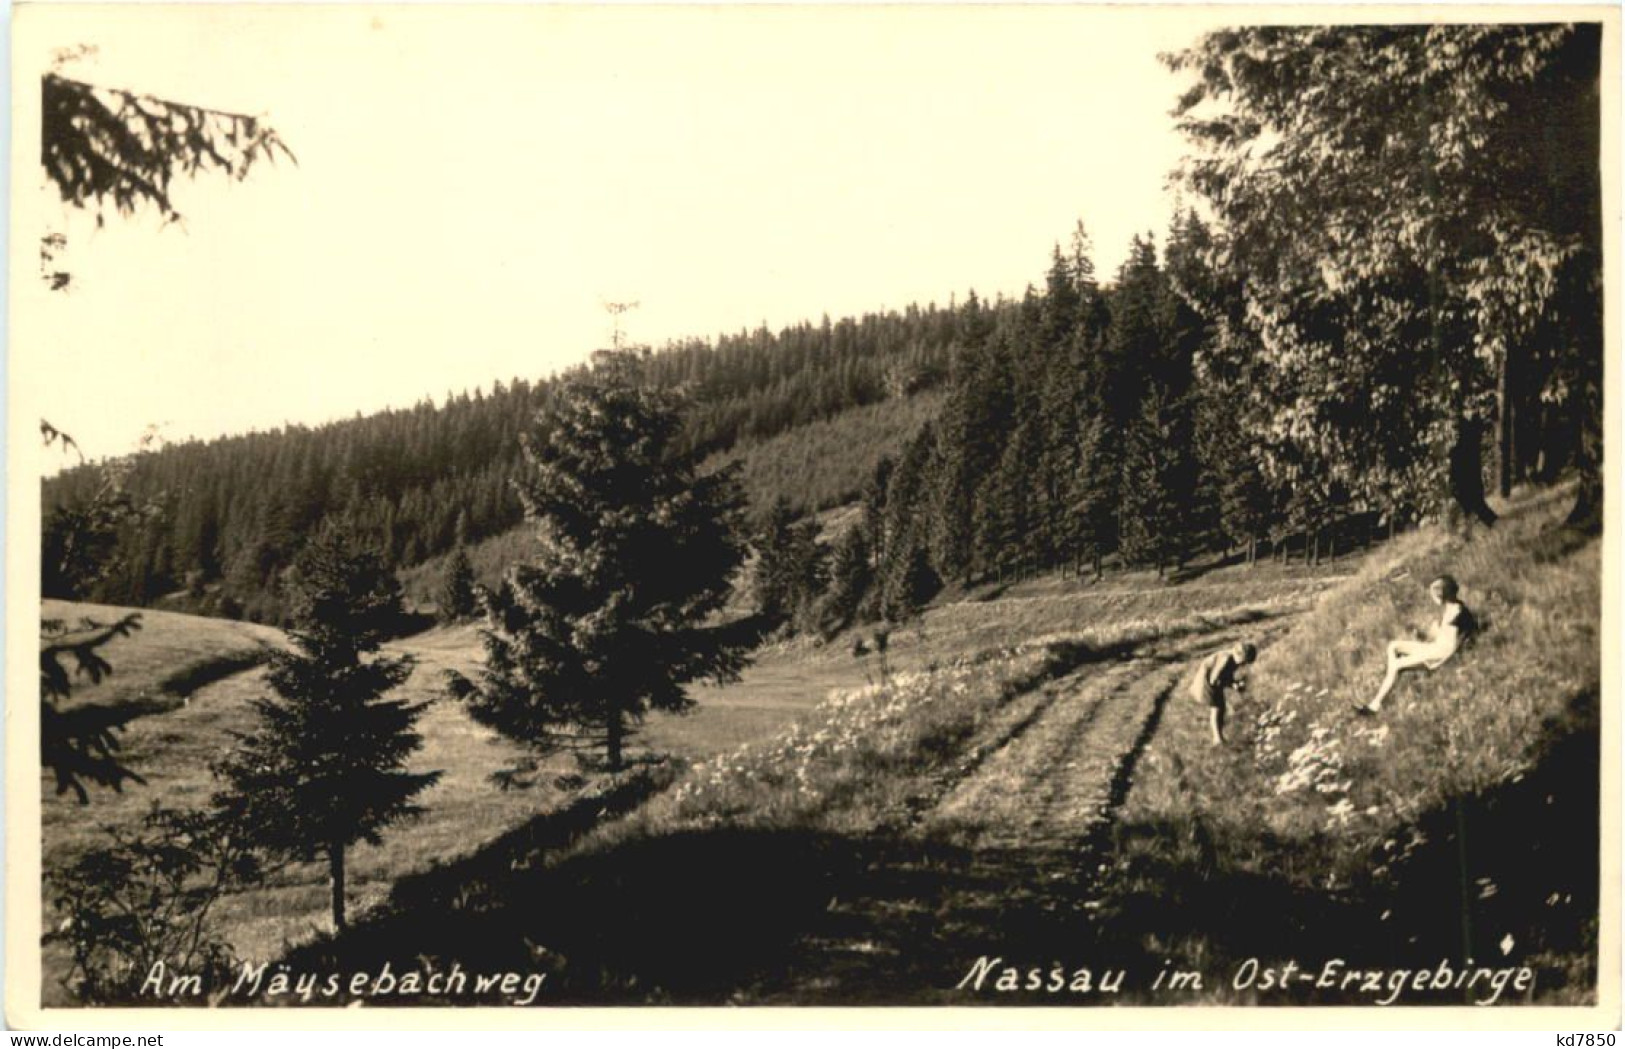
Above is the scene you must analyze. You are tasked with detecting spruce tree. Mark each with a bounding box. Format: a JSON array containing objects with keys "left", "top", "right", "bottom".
[
  {"left": 968, "top": 389, "right": 1041, "bottom": 586},
  {"left": 822, "top": 525, "right": 874, "bottom": 632},
  {"left": 1118, "top": 392, "right": 1190, "bottom": 576},
  {"left": 932, "top": 332, "right": 1015, "bottom": 585},
  {"left": 214, "top": 527, "right": 437, "bottom": 932},
  {"left": 877, "top": 424, "right": 942, "bottom": 619},
  {"left": 861, "top": 457, "right": 895, "bottom": 573},
  {"left": 1035, "top": 250, "right": 1098, "bottom": 576},
  {"left": 752, "top": 497, "right": 804, "bottom": 624},
  {"left": 449, "top": 350, "right": 750, "bottom": 771},
  {"left": 1101, "top": 236, "right": 1164, "bottom": 427},
  {"left": 438, "top": 544, "right": 477, "bottom": 622},
  {"left": 1068, "top": 414, "right": 1118, "bottom": 580}
]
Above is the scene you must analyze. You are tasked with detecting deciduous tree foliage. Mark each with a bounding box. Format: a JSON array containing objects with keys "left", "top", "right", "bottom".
[
  {"left": 51, "top": 803, "right": 264, "bottom": 1002},
  {"left": 1165, "top": 24, "right": 1602, "bottom": 527},
  {"left": 449, "top": 350, "right": 751, "bottom": 771},
  {"left": 214, "top": 528, "right": 438, "bottom": 932}
]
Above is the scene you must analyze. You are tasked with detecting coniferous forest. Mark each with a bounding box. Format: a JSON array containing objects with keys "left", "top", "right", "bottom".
[
  {"left": 40, "top": 24, "right": 1600, "bottom": 637},
  {"left": 42, "top": 303, "right": 965, "bottom": 621}
]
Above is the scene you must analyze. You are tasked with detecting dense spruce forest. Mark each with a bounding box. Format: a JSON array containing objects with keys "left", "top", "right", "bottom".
[
  {"left": 42, "top": 299, "right": 976, "bottom": 621},
  {"left": 46, "top": 201, "right": 1598, "bottom": 634},
  {"left": 44, "top": 26, "right": 1601, "bottom": 633}
]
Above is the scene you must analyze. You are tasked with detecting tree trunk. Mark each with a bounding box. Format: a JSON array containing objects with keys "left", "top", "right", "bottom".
[
  {"left": 1566, "top": 377, "right": 1604, "bottom": 533},
  {"left": 1567, "top": 461, "right": 1603, "bottom": 532},
  {"left": 1497, "top": 348, "right": 1516, "bottom": 499},
  {"left": 606, "top": 704, "right": 624, "bottom": 772},
  {"left": 1448, "top": 419, "right": 1498, "bottom": 527},
  {"left": 329, "top": 842, "right": 347, "bottom": 933},
  {"left": 1534, "top": 400, "right": 1563, "bottom": 483}
]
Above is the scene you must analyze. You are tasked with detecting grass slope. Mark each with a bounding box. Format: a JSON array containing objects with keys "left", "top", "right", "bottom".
[
  {"left": 52, "top": 486, "right": 1599, "bottom": 1007},
  {"left": 39, "top": 613, "right": 549, "bottom": 1005},
  {"left": 39, "top": 604, "right": 867, "bottom": 1005},
  {"left": 1103, "top": 484, "right": 1600, "bottom": 1004},
  {"left": 702, "top": 390, "right": 947, "bottom": 517},
  {"left": 41, "top": 600, "right": 283, "bottom": 713},
  {"left": 275, "top": 553, "right": 1350, "bottom": 1004}
]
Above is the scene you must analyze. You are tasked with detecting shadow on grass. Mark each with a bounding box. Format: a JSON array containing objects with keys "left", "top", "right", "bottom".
[
  {"left": 259, "top": 607, "right": 1318, "bottom": 1007},
  {"left": 278, "top": 815, "right": 1168, "bottom": 1005},
  {"left": 154, "top": 643, "right": 275, "bottom": 700},
  {"left": 267, "top": 703, "right": 1595, "bottom": 1006},
  {"left": 1165, "top": 549, "right": 1249, "bottom": 586},
  {"left": 261, "top": 616, "right": 1592, "bottom": 1008},
  {"left": 1527, "top": 522, "right": 1598, "bottom": 565}
]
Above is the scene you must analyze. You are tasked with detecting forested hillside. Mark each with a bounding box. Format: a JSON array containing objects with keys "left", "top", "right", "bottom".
[
  {"left": 44, "top": 27, "right": 1601, "bottom": 638},
  {"left": 42, "top": 299, "right": 982, "bottom": 622},
  {"left": 830, "top": 23, "right": 1602, "bottom": 630}
]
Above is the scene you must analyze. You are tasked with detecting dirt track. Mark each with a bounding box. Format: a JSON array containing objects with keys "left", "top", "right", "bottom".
[{"left": 768, "top": 615, "right": 1295, "bottom": 1003}]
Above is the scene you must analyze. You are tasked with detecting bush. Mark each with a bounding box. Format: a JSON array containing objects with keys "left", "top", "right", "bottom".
[{"left": 50, "top": 804, "right": 264, "bottom": 1003}]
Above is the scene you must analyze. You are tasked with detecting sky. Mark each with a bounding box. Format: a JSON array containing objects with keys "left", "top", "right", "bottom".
[{"left": 15, "top": 4, "right": 1241, "bottom": 463}]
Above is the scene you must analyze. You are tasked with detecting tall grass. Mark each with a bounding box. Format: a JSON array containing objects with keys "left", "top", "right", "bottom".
[
  {"left": 1108, "top": 485, "right": 1600, "bottom": 1001},
  {"left": 1138, "top": 485, "right": 1598, "bottom": 842},
  {"left": 41, "top": 600, "right": 283, "bottom": 711}
]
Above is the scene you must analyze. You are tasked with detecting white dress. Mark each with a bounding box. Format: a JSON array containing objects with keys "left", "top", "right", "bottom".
[{"left": 1419, "top": 601, "right": 1468, "bottom": 670}]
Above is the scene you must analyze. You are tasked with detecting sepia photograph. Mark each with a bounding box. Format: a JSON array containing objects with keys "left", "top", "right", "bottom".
[{"left": 7, "top": 3, "right": 1618, "bottom": 1027}]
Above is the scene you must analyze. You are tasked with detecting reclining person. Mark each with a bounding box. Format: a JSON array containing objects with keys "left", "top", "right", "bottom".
[{"left": 1355, "top": 574, "right": 1476, "bottom": 716}]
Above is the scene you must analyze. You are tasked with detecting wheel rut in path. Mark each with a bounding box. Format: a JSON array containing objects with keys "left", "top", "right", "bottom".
[
  {"left": 921, "top": 618, "right": 1285, "bottom": 851},
  {"left": 770, "top": 614, "right": 1298, "bottom": 1003}
]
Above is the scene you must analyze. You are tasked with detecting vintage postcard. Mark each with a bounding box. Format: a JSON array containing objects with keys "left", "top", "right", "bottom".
[{"left": 7, "top": 2, "right": 1620, "bottom": 1031}]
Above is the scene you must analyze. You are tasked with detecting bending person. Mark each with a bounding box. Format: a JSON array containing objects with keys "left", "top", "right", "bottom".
[
  {"left": 1191, "top": 641, "right": 1257, "bottom": 746},
  {"left": 1355, "top": 574, "right": 1475, "bottom": 716}
]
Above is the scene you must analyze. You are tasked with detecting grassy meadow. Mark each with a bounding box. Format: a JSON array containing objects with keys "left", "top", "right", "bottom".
[
  {"left": 40, "top": 618, "right": 557, "bottom": 1004},
  {"left": 40, "top": 485, "right": 1600, "bottom": 1007},
  {"left": 41, "top": 590, "right": 890, "bottom": 1000},
  {"left": 274, "top": 545, "right": 1355, "bottom": 1004},
  {"left": 41, "top": 600, "right": 283, "bottom": 713}
]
